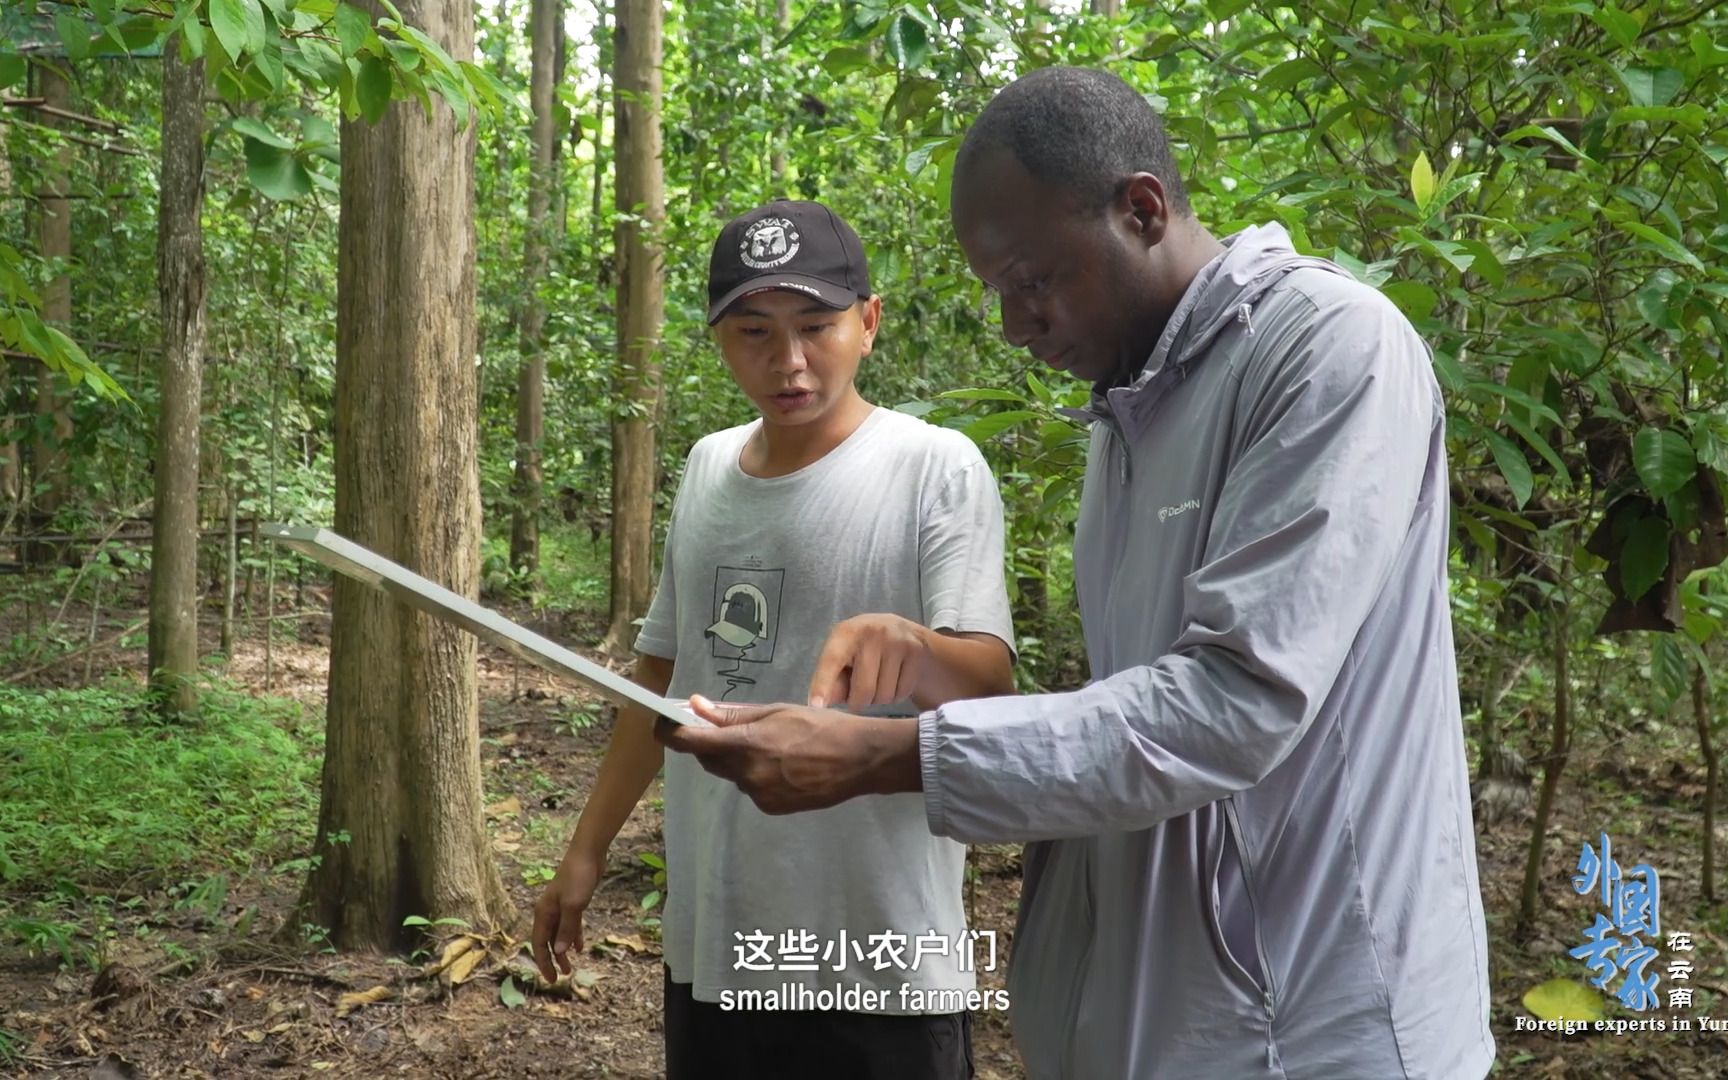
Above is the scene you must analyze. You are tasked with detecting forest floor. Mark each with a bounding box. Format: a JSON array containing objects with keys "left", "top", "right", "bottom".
[{"left": 4, "top": 596, "right": 1728, "bottom": 1078}]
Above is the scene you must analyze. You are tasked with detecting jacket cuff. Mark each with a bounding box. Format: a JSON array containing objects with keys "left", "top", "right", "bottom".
[{"left": 919, "top": 708, "right": 949, "bottom": 837}]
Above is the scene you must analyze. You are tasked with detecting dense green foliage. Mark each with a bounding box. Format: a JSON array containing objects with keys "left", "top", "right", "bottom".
[{"left": 0, "top": 682, "right": 318, "bottom": 895}]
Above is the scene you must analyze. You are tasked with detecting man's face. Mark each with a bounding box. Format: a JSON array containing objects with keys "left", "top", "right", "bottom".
[
  {"left": 953, "top": 150, "right": 1165, "bottom": 385},
  {"left": 713, "top": 289, "right": 880, "bottom": 426}
]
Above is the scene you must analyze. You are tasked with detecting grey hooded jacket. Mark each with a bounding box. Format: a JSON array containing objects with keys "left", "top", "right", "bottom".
[{"left": 918, "top": 224, "right": 1494, "bottom": 1078}]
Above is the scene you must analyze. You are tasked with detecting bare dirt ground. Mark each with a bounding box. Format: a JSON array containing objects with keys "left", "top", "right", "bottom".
[{"left": 4, "top": 600, "right": 1728, "bottom": 1078}]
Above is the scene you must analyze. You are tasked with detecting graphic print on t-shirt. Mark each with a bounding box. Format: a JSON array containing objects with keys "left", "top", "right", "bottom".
[{"left": 705, "top": 565, "right": 785, "bottom": 698}]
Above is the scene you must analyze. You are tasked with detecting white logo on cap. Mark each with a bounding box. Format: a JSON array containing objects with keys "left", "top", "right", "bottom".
[{"left": 740, "top": 217, "right": 801, "bottom": 270}]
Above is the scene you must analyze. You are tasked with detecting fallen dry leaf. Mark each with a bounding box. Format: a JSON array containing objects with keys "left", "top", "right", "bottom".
[
  {"left": 334, "top": 985, "right": 394, "bottom": 1017},
  {"left": 241, "top": 1029, "right": 265, "bottom": 1044},
  {"left": 491, "top": 829, "right": 524, "bottom": 854},
  {"left": 424, "top": 935, "right": 476, "bottom": 977},
  {"left": 485, "top": 795, "right": 522, "bottom": 819},
  {"left": 446, "top": 946, "right": 486, "bottom": 986},
  {"left": 600, "top": 933, "right": 650, "bottom": 955}
]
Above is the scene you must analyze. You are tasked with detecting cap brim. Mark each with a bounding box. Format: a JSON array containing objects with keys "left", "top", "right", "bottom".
[
  {"left": 705, "top": 620, "right": 759, "bottom": 649},
  {"left": 707, "top": 274, "right": 859, "bottom": 325}
]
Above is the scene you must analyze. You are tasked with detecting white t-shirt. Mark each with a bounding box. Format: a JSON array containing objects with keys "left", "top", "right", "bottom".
[{"left": 635, "top": 406, "right": 1015, "bottom": 1013}]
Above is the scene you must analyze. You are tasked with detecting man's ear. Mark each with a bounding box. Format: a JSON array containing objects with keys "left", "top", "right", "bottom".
[
  {"left": 1121, "top": 172, "right": 1169, "bottom": 248},
  {"left": 858, "top": 295, "right": 883, "bottom": 355}
]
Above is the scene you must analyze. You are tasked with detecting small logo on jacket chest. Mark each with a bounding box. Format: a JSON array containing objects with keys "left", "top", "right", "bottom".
[{"left": 1158, "top": 498, "right": 1201, "bottom": 523}]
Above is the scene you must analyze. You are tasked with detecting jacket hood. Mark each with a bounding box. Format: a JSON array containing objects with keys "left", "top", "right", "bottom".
[{"left": 1063, "top": 223, "right": 1354, "bottom": 429}]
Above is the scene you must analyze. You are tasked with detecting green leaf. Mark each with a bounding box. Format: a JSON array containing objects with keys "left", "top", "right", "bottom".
[
  {"left": 1260, "top": 57, "right": 1322, "bottom": 92},
  {"left": 640, "top": 889, "right": 661, "bottom": 910},
  {"left": 821, "top": 46, "right": 872, "bottom": 77},
  {"left": 56, "top": 13, "right": 92, "bottom": 61},
  {"left": 1636, "top": 269, "right": 1681, "bottom": 333},
  {"left": 1501, "top": 413, "right": 1571, "bottom": 488},
  {"left": 1497, "top": 124, "right": 1594, "bottom": 164},
  {"left": 1431, "top": 349, "right": 1466, "bottom": 393},
  {"left": 210, "top": 0, "right": 268, "bottom": 63},
  {"left": 1616, "top": 221, "right": 1705, "bottom": 271},
  {"left": 1590, "top": 7, "right": 1642, "bottom": 49},
  {"left": 962, "top": 410, "right": 1037, "bottom": 444},
  {"left": 1633, "top": 427, "right": 1695, "bottom": 499},
  {"left": 1487, "top": 431, "right": 1534, "bottom": 508},
  {"left": 1410, "top": 151, "right": 1436, "bottom": 211},
  {"left": 297, "top": 38, "right": 347, "bottom": 83},
  {"left": 1616, "top": 66, "right": 1684, "bottom": 108},
  {"left": 885, "top": 14, "right": 930, "bottom": 70},
  {"left": 1468, "top": 380, "right": 1562, "bottom": 427},
  {"left": 1522, "top": 979, "right": 1605, "bottom": 1023},
  {"left": 1621, "top": 516, "right": 1671, "bottom": 602},
  {"left": 0, "top": 56, "right": 27, "bottom": 92},
  {"left": 243, "top": 139, "right": 313, "bottom": 201},
  {"left": 231, "top": 117, "right": 294, "bottom": 149},
  {"left": 904, "top": 136, "right": 954, "bottom": 179},
  {"left": 1693, "top": 31, "right": 1728, "bottom": 68},
  {"left": 1381, "top": 280, "right": 1438, "bottom": 321},
  {"left": 1607, "top": 104, "right": 1710, "bottom": 132},
  {"left": 334, "top": 2, "right": 373, "bottom": 56},
  {"left": 357, "top": 55, "right": 392, "bottom": 123},
  {"left": 939, "top": 388, "right": 1027, "bottom": 403},
  {"left": 498, "top": 975, "right": 526, "bottom": 1009}
]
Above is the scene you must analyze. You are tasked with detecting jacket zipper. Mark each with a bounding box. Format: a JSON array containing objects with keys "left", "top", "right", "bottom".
[{"left": 1223, "top": 798, "right": 1280, "bottom": 1071}]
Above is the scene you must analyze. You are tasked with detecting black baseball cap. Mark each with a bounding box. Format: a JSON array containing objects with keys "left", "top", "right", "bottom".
[{"left": 706, "top": 200, "right": 872, "bottom": 324}]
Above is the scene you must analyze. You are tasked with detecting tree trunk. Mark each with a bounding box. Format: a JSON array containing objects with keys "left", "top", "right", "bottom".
[
  {"left": 770, "top": 0, "right": 789, "bottom": 183},
  {"left": 509, "top": 0, "right": 560, "bottom": 580},
  {"left": 147, "top": 41, "right": 208, "bottom": 719},
  {"left": 1090, "top": 0, "right": 1121, "bottom": 14},
  {"left": 1516, "top": 603, "right": 1570, "bottom": 939},
  {"left": 0, "top": 101, "right": 15, "bottom": 512},
  {"left": 300, "top": 0, "right": 510, "bottom": 949},
  {"left": 601, "top": 0, "right": 664, "bottom": 655},
  {"left": 30, "top": 61, "right": 74, "bottom": 564},
  {"left": 590, "top": 3, "right": 608, "bottom": 243},
  {"left": 1697, "top": 658, "right": 1717, "bottom": 904}
]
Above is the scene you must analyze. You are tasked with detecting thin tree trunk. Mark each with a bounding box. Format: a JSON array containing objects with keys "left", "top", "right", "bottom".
[
  {"left": 770, "top": 0, "right": 789, "bottom": 182},
  {"left": 147, "top": 41, "right": 207, "bottom": 719},
  {"left": 29, "top": 61, "right": 74, "bottom": 566},
  {"left": 602, "top": 0, "right": 665, "bottom": 655},
  {"left": 0, "top": 98, "right": 15, "bottom": 509},
  {"left": 1090, "top": 0, "right": 1121, "bottom": 14},
  {"left": 1697, "top": 658, "right": 1717, "bottom": 904},
  {"left": 299, "top": 0, "right": 510, "bottom": 949},
  {"left": 510, "top": 0, "right": 559, "bottom": 580},
  {"left": 221, "top": 479, "right": 236, "bottom": 660},
  {"left": 1517, "top": 603, "right": 1571, "bottom": 939},
  {"left": 590, "top": 2, "right": 608, "bottom": 238}
]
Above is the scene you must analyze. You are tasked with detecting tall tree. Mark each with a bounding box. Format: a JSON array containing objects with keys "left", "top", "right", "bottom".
[
  {"left": 301, "top": 0, "right": 510, "bottom": 947},
  {"left": 30, "top": 60, "right": 73, "bottom": 560},
  {"left": 147, "top": 39, "right": 208, "bottom": 718},
  {"left": 601, "top": 0, "right": 664, "bottom": 654},
  {"left": 509, "top": 0, "right": 561, "bottom": 580},
  {"left": 0, "top": 102, "right": 14, "bottom": 513}
]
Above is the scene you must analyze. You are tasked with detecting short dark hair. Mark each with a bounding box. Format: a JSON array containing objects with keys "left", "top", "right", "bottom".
[{"left": 955, "top": 66, "right": 1190, "bottom": 215}]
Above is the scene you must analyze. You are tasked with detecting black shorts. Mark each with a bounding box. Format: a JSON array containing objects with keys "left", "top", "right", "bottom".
[{"left": 663, "top": 970, "right": 974, "bottom": 1080}]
